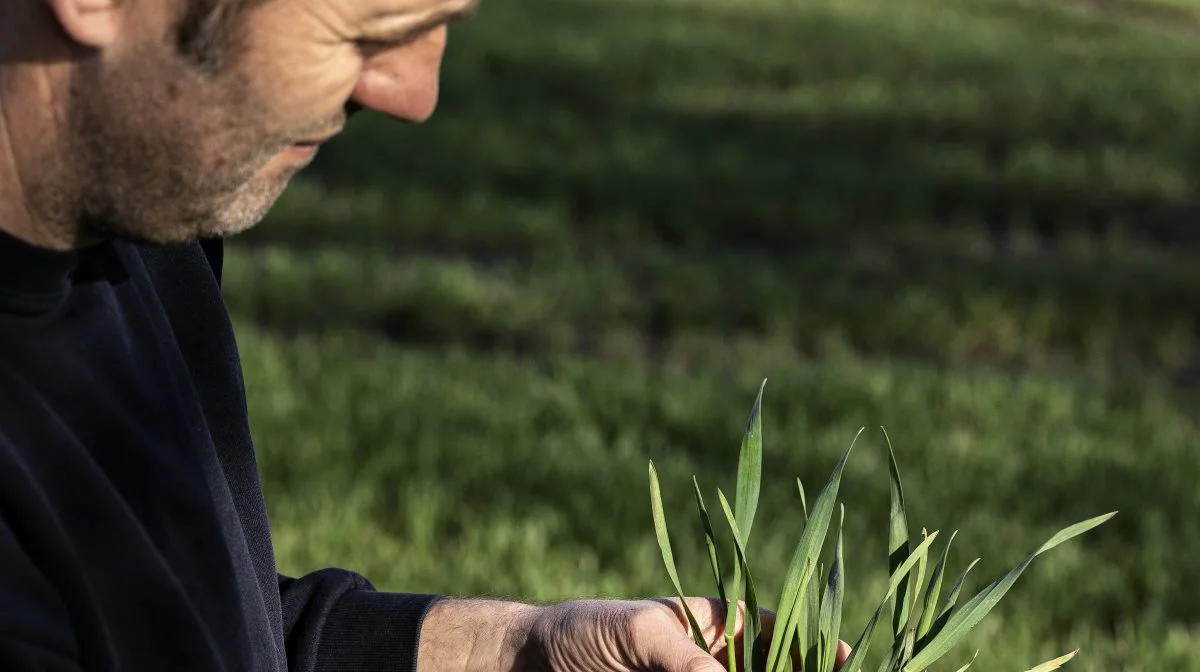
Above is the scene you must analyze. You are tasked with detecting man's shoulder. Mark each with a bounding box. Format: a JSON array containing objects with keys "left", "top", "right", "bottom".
[{"left": 125, "top": 237, "right": 239, "bottom": 373}]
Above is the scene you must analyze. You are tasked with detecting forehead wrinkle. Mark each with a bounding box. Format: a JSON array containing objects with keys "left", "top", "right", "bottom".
[
  {"left": 360, "top": 0, "right": 479, "bottom": 22},
  {"left": 246, "top": 0, "right": 357, "bottom": 45},
  {"left": 357, "top": 6, "right": 474, "bottom": 45}
]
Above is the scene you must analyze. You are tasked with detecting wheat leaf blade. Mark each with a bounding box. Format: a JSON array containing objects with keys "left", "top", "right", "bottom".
[
  {"left": 953, "top": 649, "right": 980, "bottom": 672},
  {"left": 917, "top": 530, "right": 959, "bottom": 641},
  {"left": 1021, "top": 648, "right": 1080, "bottom": 672},
  {"left": 799, "top": 563, "right": 821, "bottom": 667},
  {"left": 834, "top": 530, "right": 942, "bottom": 672},
  {"left": 894, "top": 528, "right": 930, "bottom": 668},
  {"left": 648, "top": 461, "right": 709, "bottom": 650},
  {"left": 875, "top": 643, "right": 903, "bottom": 672},
  {"left": 765, "top": 428, "right": 864, "bottom": 672},
  {"left": 918, "top": 556, "right": 982, "bottom": 651},
  {"left": 717, "top": 490, "right": 763, "bottom": 672},
  {"left": 941, "top": 556, "right": 982, "bottom": 618},
  {"left": 819, "top": 505, "right": 846, "bottom": 672},
  {"left": 883, "top": 428, "right": 913, "bottom": 639},
  {"left": 736, "top": 379, "right": 766, "bottom": 543},
  {"left": 903, "top": 512, "right": 1117, "bottom": 672},
  {"left": 692, "top": 477, "right": 728, "bottom": 624},
  {"left": 797, "top": 478, "right": 809, "bottom": 521},
  {"left": 724, "top": 382, "right": 765, "bottom": 648}
]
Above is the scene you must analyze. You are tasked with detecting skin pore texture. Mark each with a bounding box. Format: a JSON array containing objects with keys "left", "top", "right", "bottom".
[{"left": 0, "top": 0, "right": 851, "bottom": 669}]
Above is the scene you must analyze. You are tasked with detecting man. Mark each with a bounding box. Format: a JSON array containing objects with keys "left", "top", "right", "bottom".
[{"left": 0, "top": 0, "right": 852, "bottom": 669}]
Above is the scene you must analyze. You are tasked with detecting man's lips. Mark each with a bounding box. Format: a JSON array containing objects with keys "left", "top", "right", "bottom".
[
  {"left": 293, "top": 127, "right": 343, "bottom": 147},
  {"left": 283, "top": 122, "right": 345, "bottom": 157},
  {"left": 285, "top": 134, "right": 334, "bottom": 158},
  {"left": 283, "top": 141, "right": 323, "bottom": 159}
]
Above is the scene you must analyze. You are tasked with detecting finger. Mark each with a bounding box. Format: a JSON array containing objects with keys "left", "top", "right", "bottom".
[
  {"left": 703, "top": 602, "right": 853, "bottom": 671},
  {"left": 652, "top": 637, "right": 729, "bottom": 672},
  {"left": 634, "top": 602, "right": 729, "bottom": 672},
  {"left": 668, "top": 598, "right": 785, "bottom": 659},
  {"left": 835, "top": 639, "right": 852, "bottom": 670},
  {"left": 659, "top": 598, "right": 853, "bottom": 670},
  {"left": 653, "top": 597, "right": 746, "bottom": 651}
]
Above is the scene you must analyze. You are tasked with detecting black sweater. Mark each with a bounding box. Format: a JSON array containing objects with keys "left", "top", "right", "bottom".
[{"left": 0, "top": 229, "right": 442, "bottom": 671}]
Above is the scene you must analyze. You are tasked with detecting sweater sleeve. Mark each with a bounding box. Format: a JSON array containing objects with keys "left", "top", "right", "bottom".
[
  {"left": 0, "top": 445, "right": 84, "bottom": 671},
  {"left": 139, "top": 240, "right": 447, "bottom": 670},
  {"left": 0, "top": 638, "right": 83, "bottom": 671},
  {"left": 277, "top": 569, "right": 444, "bottom": 672}
]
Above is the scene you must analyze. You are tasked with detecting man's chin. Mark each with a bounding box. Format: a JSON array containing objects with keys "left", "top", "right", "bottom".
[{"left": 204, "top": 173, "right": 297, "bottom": 238}]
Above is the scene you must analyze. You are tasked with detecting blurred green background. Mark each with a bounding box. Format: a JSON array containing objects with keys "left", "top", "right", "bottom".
[{"left": 224, "top": 0, "right": 1200, "bottom": 669}]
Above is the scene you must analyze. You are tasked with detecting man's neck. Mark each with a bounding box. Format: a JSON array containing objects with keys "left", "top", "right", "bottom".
[
  {"left": 0, "top": 103, "right": 57, "bottom": 252},
  {"left": 0, "top": 10, "right": 84, "bottom": 253}
]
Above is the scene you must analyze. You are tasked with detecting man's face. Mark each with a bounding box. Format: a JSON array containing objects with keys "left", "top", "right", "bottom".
[{"left": 63, "top": 0, "right": 473, "bottom": 245}]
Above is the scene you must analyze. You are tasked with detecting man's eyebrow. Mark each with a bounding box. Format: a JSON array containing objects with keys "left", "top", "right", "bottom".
[{"left": 363, "top": 1, "right": 480, "bottom": 45}]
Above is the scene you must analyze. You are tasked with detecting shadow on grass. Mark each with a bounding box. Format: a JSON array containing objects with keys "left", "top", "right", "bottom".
[
  {"left": 218, "top": 0, "right": 1200, "bottom": 396},
  {"left": 237, "top": 0, "right": 1200, "bottom": 256}
]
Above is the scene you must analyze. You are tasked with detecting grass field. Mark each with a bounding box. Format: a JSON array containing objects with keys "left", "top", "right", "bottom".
[{"left": 223, "top": 0, "right": 1199, "bottom": 669}]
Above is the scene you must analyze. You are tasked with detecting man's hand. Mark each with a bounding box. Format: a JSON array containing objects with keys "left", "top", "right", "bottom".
[
  {"left": 523, "top": 597, "right": 851, "bottom": 672},
  {"left": 417, "top": 597, "right": 851, "bottom": 672}
]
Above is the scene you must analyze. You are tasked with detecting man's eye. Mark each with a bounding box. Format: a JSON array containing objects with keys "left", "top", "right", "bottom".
[{"left": 355, "top": 37, "right": 400, "bottom": 55}]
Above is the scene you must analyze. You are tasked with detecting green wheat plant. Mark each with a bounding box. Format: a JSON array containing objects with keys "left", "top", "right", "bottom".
[{"left": 647, "top": 379, "right": 1116, "bottom": 672}]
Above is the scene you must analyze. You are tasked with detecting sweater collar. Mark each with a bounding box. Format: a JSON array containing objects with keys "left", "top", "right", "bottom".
[{"left": 0, "top": 227, "right": 81, "bottom": 302}]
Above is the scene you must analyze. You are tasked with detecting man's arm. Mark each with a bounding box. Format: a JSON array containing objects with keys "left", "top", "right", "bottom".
[
  {"left": 300, "top": 593, "right": 850, "bottom": 672},
  {"left": 277, "top": 569, "right": 445, "bottom": 672},
  {"left": 415, "top": 599, "right": 539, "bottom": 671},
  {"left": 0, "top": 638, "right": 81, "bottom": 671},
  {"left": 0, "top": 443, "right": 84, "bottom": 671}
]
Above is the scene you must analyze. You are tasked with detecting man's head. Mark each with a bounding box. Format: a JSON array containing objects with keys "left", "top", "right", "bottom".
[{"left": 0, "top": 0, "right": 476, "bottom": 249}]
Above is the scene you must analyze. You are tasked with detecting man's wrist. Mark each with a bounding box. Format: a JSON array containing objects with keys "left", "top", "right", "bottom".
[{"left": 416, "top": 597, "right": 543, "bottom": 672}]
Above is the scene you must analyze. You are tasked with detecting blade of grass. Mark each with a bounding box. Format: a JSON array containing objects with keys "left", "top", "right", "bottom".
[
  {"left": 818, "top": 505, "right": 846, "bottom": 672},
  {"left": 916, "top": 530, "right": 959, "bottom": 641},
  {"left": 902, "top": 512, "right": 1117, "bottom": 672},
  {"left": 883, "top": 428, "right": 914, "bottom": 640},
  {"left": 726, "top": 380, "right": 767, "bottom": 659},
  {"left": 909, "top": 529, "right": 929, "bottom": 620},
  {"left": 940, "top": 557, "right": 981, "bottom": 619},
  {"left": 648, "top": 460, "right": 709, "bottom": 650},
  {"left": 692, "top": 478, "right": 728, "bottom": 632},
  {"left": 796, "top": 474, "right": 818, "bottom": 672},
  {"left": 717, "top": 490, "right": 762, "bottom": 672},
  {"left": 795, "top": 477, "right": 816, "bottom": 671},
  {"left": 736, "top": 379, "right": 766, "bottom": 542},
  {"left": 797, "top": 479, "right": 809, "bottom": 521},
  {"left": 804, "top": 637, "right": 819, "bottom": 672},
  {"left": 799, "top": 565, "right": 821, "bottom": 670},
  {"left": 765, "top": 428, "right": 864, "bottom": 672},
  {"left": 801, "top": 562, "right": 823, "bottom": 672},
  {"left": 953, "top": 649, "right": 980, "bottom": 672},
  {"left": 835, "top": 530, "right": 942, "bottom": 672},
  {"left": 895, "top": 529, "right": 929, "bottom": 668},
  {"left": 874, "top": 642, "right": 903, "bottom": 672},
  {"left": 1021, "top": 649, "right": 1080, "bottom": 672},
  {"left": 917, "top": 557, "right": 982, "bottom": 651},
  {"left": 901, "top": 627, "right": 919, "bottom": 672},
  {"left": 796, "top": 477, "right": 806, "bottom": 520}
]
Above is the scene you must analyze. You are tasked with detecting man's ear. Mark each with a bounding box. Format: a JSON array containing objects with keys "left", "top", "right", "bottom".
[{"left": 42, "top": 0, "right": 122, "bottom": 48}]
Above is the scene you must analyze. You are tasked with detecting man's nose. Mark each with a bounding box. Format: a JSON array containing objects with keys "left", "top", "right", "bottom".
[{"left": 349, "top": 25, "right": 448, "bottom": 123}]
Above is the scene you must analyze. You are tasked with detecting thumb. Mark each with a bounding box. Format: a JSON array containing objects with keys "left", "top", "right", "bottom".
[
  {"left": 672, "top": 648, "right": 726, "bottom": 672},
  {"left": 642, "top": 630, "right": 726, "bottom": 672}
]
